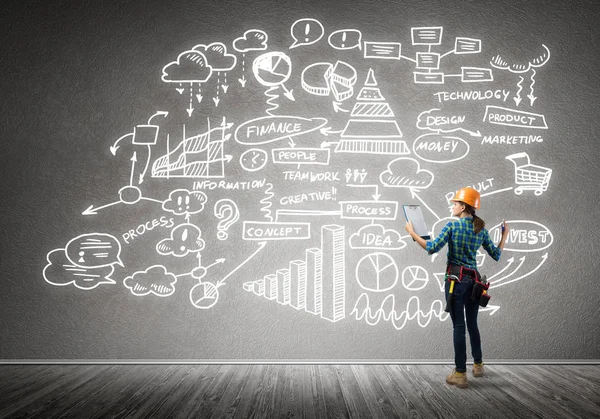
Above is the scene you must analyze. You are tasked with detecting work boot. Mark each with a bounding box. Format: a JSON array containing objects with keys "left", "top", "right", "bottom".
[
  {"left": 473, "top": 363, "right": 484, "bottom": 377},
  {"left": 446, "top": 369, "right": 468, "bottom": 388}
]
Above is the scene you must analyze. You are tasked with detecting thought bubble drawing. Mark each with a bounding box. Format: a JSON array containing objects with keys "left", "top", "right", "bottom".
[
  {"left": 123, "top": 265, "right": 177, "bottom": 297},
  {"left": 161, "top": 50, "right": 213, "bottom": 83},
  {"left": 65, "top": 233, "right": 123, "bottom": 268},
  {"left": 328, "top": 29, "right": 362, "bottom": 50},
  {"left": 290, "top": 18, "right": 324, "bottom": 49},
  {"left": 43, "top": 248, "right": 116, "bottom": 290},
  {"left": 233, "top": 29, "right": 268, "bottom": 53},
  {"left": 193, "top": 42, "right": 237, "bottom": 72},
  {"left": 156, "top": 223, "right": 204, "bottom": 257},
  {"left": 379, "top": 157, "right": 434, "bottom": 190},
  {"left": 162, "top": 189, "right": 208, "bottom": 216},
  {"left": 350, "top": 224, "right": 406, "bottom": 250},
  {"left": 490, "top": 44, "right": 550, "bottom": 74}
]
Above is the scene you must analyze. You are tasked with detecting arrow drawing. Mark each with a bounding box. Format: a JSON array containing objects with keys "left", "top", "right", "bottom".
[
  {"left": 492, "top": 253, "right": 548, "bottom": 288},
  {"left": 217, "top": 241, "right": 267, "bottom": 287}
]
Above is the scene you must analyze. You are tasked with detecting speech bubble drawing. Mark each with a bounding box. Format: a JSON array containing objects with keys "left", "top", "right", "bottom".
[
  {"left": 328, "top": 29, "right": 362, "bottom": 50},
  {"left": 65, "top": 233, "right": 123, "bottom": 268},
  {"left": 44, "top": 248, "right": 116, "bottom": 290},
  {"left": 290, "top": 18, "right": 324, "bottom": 49}
]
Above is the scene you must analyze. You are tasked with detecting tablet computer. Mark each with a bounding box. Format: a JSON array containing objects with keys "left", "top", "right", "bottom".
[{"left": 402, "top": 204, "right": 431, "bottom": 240}]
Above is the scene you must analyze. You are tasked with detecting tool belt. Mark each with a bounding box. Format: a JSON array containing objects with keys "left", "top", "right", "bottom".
[{"left": 445, "top": 264, "right": 490, "bottom": 307}]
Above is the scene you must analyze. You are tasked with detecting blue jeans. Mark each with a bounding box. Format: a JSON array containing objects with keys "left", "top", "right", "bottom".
[{"left": 445, "top": 276, "right": 482, "bottom": 372}]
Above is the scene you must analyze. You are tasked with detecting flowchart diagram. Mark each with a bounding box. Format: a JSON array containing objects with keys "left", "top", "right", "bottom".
[{"left": 43, "top": 19, "right": 554, "bottom": 332}]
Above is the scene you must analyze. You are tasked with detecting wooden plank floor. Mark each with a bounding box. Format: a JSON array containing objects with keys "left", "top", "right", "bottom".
[{"left": 0, "top": 365, "right": 599, "bottom": 418}]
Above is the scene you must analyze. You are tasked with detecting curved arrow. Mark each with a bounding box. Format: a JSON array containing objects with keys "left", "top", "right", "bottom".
[
  {"left": 492, "top": 255, "right": 526, "bottom": 285},
  {"left": 110, "top": 133, "right": 134, "bottom": 155},
  {"left": 147, "top": 111, "right": 168, "bottom": 125},
  {"left": 492, "top": 253, "right": 548, "bottom": 288},
  {"left": 488, "top": 256, "right": 514, "bottom": 281}
]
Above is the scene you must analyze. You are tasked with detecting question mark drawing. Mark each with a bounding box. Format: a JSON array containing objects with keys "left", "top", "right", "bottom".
[{"left": 214, "top": 199, "right": 240, "bottom": 240}]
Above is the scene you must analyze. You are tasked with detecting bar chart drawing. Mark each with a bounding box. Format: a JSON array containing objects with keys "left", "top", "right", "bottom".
[{"left": 243, "top": 224, "right": 346, "bottom": 322}]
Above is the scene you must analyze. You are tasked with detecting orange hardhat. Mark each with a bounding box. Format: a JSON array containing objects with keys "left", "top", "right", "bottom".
[{"left": 451, "top": 187, "right": 481, "bottom": 209}]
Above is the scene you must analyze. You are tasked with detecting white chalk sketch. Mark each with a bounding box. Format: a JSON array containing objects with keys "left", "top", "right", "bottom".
[
  {"left": 289, "top": 18, "right": 324, "bottom": 49},
  {"left": 252, "top": 51, "right": 295, "bottom": 114},
  {"left": 491, "top": 44, "right": 550, "bottom": 106},
  {"left": 152, "top": 118, "right": 233, "bottom": 178},
  {"left": 43, "top": 20, "right": 556, "bottom": 334},
  {"left": 244, "top": 224, "right": 345, "bottom": 322},
  {"left": 240, "top": 148, "right": 269, "bottom": 172},
  {"left": 214, "top": 199, "right": 240, "bottom": 240},
  {"left": 401, "top": 266, "right": 429, "bottom": 291},
  {"left": 44, "top": 233, "right": 123, "bottom": 290},
  {"left": 328, "top": 29, "right": 362, "bottom": 50},
  {"left": 43, "top": 249, "right": 116, "bottom": 290},
  {"left": 416, "top": 108, "right": 481, "bottom": 137},
  {"left": 124, "top": 265, "right": 177, "bottom": 297},
  {"left": 162, "top": 189, "right": 208, "bottom": 221},
  {"left": 380, "top": 157, "right": 434, "bottom": 191},
  {"left": 156, "top": 223, "right": 205, "bottom": 257},
  {"left": 484, "top": 106, "right": 548, "bottom": 129},
  {"left": 189, "top": 281, "right": 220, "bottom": 309},
  {"left": 301, "top": 60, "right": 357, "bottom": 108},
  {"left": 232, "top": 29, "right": 268, "bottom": 88},
  {"left": 233, "top": 29, "right": 268, "bottom": 53},
  {"left": 235, "top": 115, "right": 327, "bottom": 146},
  {"left": 506, "top": 152, "right": 552, "bottom": 195},
  {"left": 363, "top": 42, "right": 402, "bottom": 60},
  {"left": 355, "top": 252, "right": 399, "bottom": 292},
  {"left": 349, "top": 224, "right": 407, "bottom": 250},
  {"left": 412, "top": 133, "right": 470, "bottom": 164},
  {"left": 334, "top": 69, "right": 409, "bottom": 155},
  {"left": 352, "top": 294, "right": 448, "bottom": 329}
]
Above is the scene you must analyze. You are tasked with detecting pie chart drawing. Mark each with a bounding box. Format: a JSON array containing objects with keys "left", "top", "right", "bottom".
[
  {"left": 252, "top": 52, "right": 292, "bottom": 87},
  {"left": 355, "top": 252, "right": 399, "bottom": 292},
  {"left": 402, "top": 266, "right": 429, "bottom": 291},
  {"left": 189, "top": 281, "right": 219, "bottom": 309}
]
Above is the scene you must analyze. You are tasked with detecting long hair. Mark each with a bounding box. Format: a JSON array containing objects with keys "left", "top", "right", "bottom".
[{"left": 463, "top": 203, "right": 485, "bottom": 234}]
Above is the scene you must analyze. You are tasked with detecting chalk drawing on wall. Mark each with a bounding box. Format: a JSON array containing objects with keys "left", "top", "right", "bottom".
[
  {"left": 289, "top": 18, "right": 325, "bottom": 49},
  {"left": 334, "top": 69, "right": 409, "bottom": 155},
  {"left": 214, "top": 199, "right": 240, "bottom": 240},
  {"left": 44, "top": 233, "right": 123, "bottom": 290},
  {"left": 233, "top": 29, "right": 269, "bottom": 88},
  {"left": 506, "top": 152, "right": 552, "bottom": 195},
  {"left": 43, "top": 17, "right": 556, "bottom": 330},
  {"left": 328, "top": 29, "right": 362, "bottom": 51},
  {"left": 252, "top": 51, "right": 295, "bottom": 115},
  {"left": 491, "top": 44, "right": 550, "bottom": 106},
  {"left": 244, "top": 224, "right": 345, "bottom": 322},
  {"left": 152, "top": 118, "right": 233, "bottom": 178}
]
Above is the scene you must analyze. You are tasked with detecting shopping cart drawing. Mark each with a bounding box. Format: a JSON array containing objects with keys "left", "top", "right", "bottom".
[{"left": 506, "top": 152, "right": 552, "bottom": 196}]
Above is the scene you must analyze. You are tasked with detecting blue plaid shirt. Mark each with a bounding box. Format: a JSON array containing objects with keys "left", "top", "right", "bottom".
[{"left": 426, "top": 217, "right": 501, "bottom": 269}]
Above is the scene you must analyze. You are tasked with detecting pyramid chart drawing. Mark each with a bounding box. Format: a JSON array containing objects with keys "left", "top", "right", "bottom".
[{"left": 335, "top": 69, "right": 409, "bottom": 155}]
